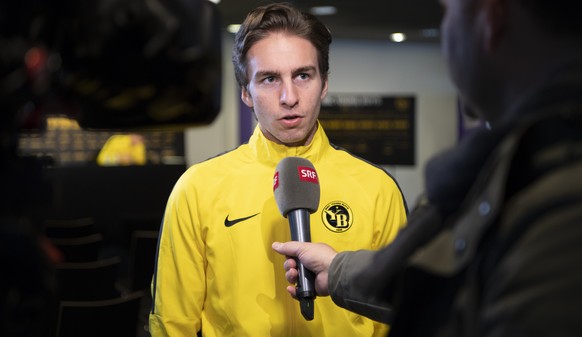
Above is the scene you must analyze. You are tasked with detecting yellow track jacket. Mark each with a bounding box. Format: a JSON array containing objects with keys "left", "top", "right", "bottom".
[{"left": 149, "top": 124, "right": 407, "bottom": 337}]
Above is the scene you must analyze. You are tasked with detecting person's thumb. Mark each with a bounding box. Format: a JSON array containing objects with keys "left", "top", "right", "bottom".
[{"left": 272, "top": 241, "right": 301, "bottom": 257}]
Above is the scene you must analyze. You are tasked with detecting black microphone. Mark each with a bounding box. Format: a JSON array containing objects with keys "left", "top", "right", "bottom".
[{"left": 273, "top": 156, "right": 320, "bottom": 321}]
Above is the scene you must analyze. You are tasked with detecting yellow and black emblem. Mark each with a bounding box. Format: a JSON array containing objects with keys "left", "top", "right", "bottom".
[{"left": 321, "top": 201, "right": 353, "bottom": 233}]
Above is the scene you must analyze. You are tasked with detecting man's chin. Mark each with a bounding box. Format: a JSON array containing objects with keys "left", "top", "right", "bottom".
[{"left": 279, "top": 133, "right": 310, "bottom": 147}]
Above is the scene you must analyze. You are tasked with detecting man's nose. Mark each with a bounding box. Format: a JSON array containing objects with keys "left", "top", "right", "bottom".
[{"left": 280, "top": 80, "right": 298, "bottom": 107}]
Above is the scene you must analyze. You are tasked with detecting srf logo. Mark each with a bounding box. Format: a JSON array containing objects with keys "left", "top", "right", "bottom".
[
  {"left": 273, "top": 171, "right": 279, "bottom": 191},
  {"left": 298, "top": 166, "right": 318, "bottom": 184},
  {"left": 321, "top": 201, "right": 353, "bottom": 233}
]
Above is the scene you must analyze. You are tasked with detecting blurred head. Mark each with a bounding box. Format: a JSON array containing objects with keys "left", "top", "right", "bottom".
[
  {"left": 439, "top": 0, "right": 493, "bottom": 120},
  {"left": 439, "top": 0, "right": 582, "bottom": 124},
  {"left": 232, "top": 2, "right": 332, "bottom": 146}
]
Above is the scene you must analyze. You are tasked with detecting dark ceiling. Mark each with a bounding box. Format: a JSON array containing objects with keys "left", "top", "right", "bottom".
[{"left": 216, "top": 0, "right": 444, "bottom": 43}]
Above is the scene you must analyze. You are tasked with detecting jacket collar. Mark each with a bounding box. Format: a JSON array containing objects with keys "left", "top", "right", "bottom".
[{"left": 248, "top": 121, "right": 330, "bottom": 166}]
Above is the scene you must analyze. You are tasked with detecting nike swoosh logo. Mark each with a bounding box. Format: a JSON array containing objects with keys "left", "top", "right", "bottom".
[{"left": 224, "top": 213, "right": 260, "bottom": 227}]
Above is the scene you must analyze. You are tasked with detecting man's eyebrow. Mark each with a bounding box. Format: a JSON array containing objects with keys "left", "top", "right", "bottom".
[
  {"left": 254, "top": 66, "right": 317, "bottom": 79},
  {"left": 294, "top": 66, "right": 317, "bottom": 74},
  {"left": 255, "top": 70, "right": 280, "bottom": 79}
]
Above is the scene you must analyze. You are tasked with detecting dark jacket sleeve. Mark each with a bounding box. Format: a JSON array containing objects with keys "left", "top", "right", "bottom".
[
  {"left": 328, "top": 203, "right": 445, "bottom": 324},
  {"left": 329, "top": 250, "right": 393, "bottom": 323}
]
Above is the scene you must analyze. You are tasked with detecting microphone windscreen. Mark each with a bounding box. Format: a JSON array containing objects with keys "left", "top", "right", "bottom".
[{"left": 273, "top": 157, "right": 320, "bottom": 216}]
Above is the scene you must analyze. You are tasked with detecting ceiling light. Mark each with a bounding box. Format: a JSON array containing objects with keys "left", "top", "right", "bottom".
[
  {"left": 208, "top": 0, "right": 221, "bottom": 3},
  {"left": 227, "top": 24, "right": 241, "bottom": 34},
  {"left": 309, "top": 6, "right": 337, "bottom": 16},
  {"left": 390, "top": 33, "right": 406, "bottom": 43}
]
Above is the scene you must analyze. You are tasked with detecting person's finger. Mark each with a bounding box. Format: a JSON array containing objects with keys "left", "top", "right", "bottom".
[
  {"left": 285, "top": 267, "right": 299, "bottom": 284},
  {"left": 283, "top": 257, "right": 297, "bottom": 271},
  {"left": 286, "top": 285, "right": 298, "bottom": 299},
  {"left": 272, "top": 241, "right": 302, "bottom": 257}
]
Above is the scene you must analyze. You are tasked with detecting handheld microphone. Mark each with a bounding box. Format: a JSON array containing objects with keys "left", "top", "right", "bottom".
[{"left": 273, "top": 156, "right": 320, "bottom": 321}]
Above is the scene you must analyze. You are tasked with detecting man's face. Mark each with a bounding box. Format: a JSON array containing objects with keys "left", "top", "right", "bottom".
[{"left": 241, "top": 32, "right": 328, "bottom": 147}]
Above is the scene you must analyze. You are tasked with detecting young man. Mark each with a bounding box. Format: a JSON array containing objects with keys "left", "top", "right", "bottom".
[
  {"left": 274, "top": 0, "right": 582, "bottom": 335},
  {"left": 149, "top": 3, "right": 407, "bottom": 336}
]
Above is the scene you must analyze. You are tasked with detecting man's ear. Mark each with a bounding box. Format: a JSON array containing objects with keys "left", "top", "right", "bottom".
[
  {"left": 482, "top": 0, "right": 507, "bottom": 52},
  {"left": 241, "top": 87, "right": 253, "bottom": 108},
  {"left": 320, "top": 78, "right": 329, "bottom": 100}
]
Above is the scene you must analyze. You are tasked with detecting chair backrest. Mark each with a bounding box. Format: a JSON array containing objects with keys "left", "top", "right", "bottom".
[
  {"left": 51, "top": 233, "right": 104, "bottom": 262},
  {"left": 44, "top": 217, "right": 98, "bottom": 239},
  {"left": 55, "top": 256, "right": 122, "bottom": 301},
  {"left": 55, "top": 291, "right": 144, "bottom": 337},
  {"left": 128, "top": 230, "right": 159, "bottom": 291}
]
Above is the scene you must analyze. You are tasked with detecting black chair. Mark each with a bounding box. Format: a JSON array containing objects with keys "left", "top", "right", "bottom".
[
  {"left": 55, "top": 291, "right": 144, "bottom": 337},
  {"left": 55, "top": 256, "right": 122, "bottom": 301},
  {"left": 51, "top": 233, "right": 104, "bottom": 262},
  {"left": 127, "top": 231, "right": 160, "bottom": 337},
  {"left": 128, "top": 230, "right": 159, "bottom": 291},
  {"left": 44, "top": 217, "right": 98, "bottom": 239}
]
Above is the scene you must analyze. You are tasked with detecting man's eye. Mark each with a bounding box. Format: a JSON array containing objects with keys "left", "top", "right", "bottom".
[
  {"left": 298, "top": 73, "right": 310, "bottom": 80},
  {"left": 264, "top": 76, "right": 276, "bottom": 83}
]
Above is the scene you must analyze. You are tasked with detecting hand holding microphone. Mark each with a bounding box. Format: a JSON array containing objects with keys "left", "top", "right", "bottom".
[{"left": 273, "top": 156, "right": 320, "bottom": 321}]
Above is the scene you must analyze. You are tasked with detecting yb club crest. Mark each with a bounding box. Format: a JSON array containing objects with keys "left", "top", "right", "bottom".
[{"left": 321, "top": 201, "right": 353, "bottom": 233}]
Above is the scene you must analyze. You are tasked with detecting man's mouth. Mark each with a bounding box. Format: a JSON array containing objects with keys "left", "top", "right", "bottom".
[{"left": 282, "top": 115, "right": 300, "bottom": 120}]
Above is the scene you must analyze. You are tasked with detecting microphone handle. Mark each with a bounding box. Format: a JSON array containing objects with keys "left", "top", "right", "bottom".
[{"left": 288, "top": 209, "right": 316, "bottom": 320}]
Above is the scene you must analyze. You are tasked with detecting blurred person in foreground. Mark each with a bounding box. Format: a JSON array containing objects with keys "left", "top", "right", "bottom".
[
  {"left": 273, "top": 0, "right": 582, "bottom": 335},
  {"left": 149, "top": 2, "right": 407, "bottom": 336}
]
